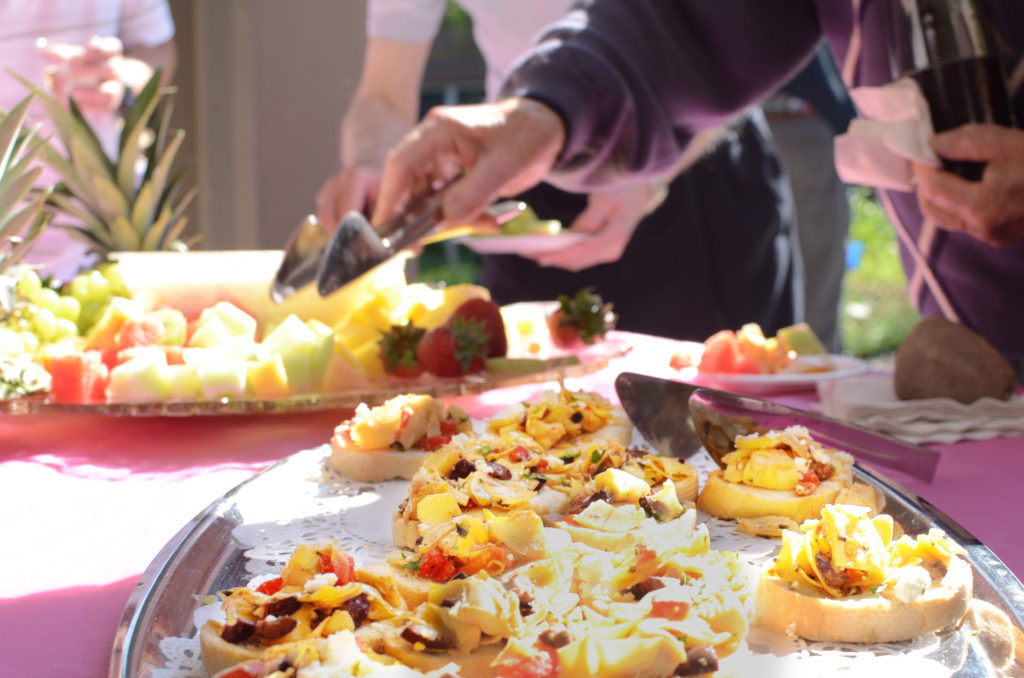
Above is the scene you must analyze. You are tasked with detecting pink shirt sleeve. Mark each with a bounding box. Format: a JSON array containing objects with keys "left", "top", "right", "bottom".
[{"left": 117, "top": 0, "right": 176, "bottom": 48}]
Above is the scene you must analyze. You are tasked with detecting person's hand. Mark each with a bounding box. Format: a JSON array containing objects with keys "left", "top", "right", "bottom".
[
  {"left": 315, "top": 166, "right": 381, "bottom": 231},
  {"left": 527, "top": 181, "right": 663, "bottom": 271},
  {"left": 913, "top": 123, "right": 1024, "bottom": 246},
  {"left": 39, "top": 36, "right": 133, "bottom": 114},
  {"left": 373, "top": 97, "right": 565, "bottom": 227}
]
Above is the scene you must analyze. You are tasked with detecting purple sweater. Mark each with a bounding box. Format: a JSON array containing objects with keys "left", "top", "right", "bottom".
[{"left": 502, "top": 0, "right": 1024, "bottom": 362}]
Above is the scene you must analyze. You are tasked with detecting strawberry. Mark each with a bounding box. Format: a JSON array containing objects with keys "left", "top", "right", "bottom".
[
  {"left": 547, "top": 287, "right": 617, "bottom": 348},
  {"left": 416, "top": 317, "right": 489, "bottom": 377},
  {"left": 447, "top": 298, "right": 507, "bottom": 357},
  {"left": 378, "top": 322, "right": 426, "bottom": 378}
]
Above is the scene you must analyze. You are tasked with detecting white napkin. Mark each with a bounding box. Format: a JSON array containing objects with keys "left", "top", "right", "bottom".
[
  {"left": 834, "top": 78, "right": 942, "bottom": 192},
  {"left": 817, "top": 374, "right": 1024, "bottom": 444}
]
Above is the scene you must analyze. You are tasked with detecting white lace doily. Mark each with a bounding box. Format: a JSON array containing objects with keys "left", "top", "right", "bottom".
[{"left": 153, "top": 439, "right": 982, "bottom": 678}]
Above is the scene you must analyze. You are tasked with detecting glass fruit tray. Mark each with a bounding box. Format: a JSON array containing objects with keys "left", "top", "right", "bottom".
[
  {"left": 110, "top": 435, "right": 1024, "bottom": 677},
  {"left": 0, "top": 339, "right": 629, "bottom": 417}
]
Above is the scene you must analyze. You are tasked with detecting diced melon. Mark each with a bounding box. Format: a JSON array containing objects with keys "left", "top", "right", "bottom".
[
  {"left": 261, "top": 315, "right": 320, "bottom": 393},
  {"left": 148, "top": 308, "right": 188, "bottom": 346},
  {"left": 107, "top": 352, "right": 170, "bottom": 403},
  {"left": 777, "top": 322, "right": 828, "bottom": 356},
  {"left": 246, "top": 355, "right": 290, "bottom": 399},
  {"left": 85, "top": 297, "right": 145, "bottom": 350},
  {"left": 113, "top": 316, "right": 164, "bottom": 351},
  {"left": 165, "top": 364, "right": 202, "bottom": 400},
  {"left": 188, "top": 316, "right": 233, "bottom": 348},
  {"left": 195, "top": 360, "right": 248, "bottom": 400},
  {"left": 198, "top": 301, "right": 258, "bottom": 340},
  {"left": 321, "top": 352, "right": 372, "bottom": 393}
]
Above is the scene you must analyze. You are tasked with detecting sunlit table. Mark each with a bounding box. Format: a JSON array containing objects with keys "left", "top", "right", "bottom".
[{"left": 1, "top": 331, "right": 1020, "bottom": 677}]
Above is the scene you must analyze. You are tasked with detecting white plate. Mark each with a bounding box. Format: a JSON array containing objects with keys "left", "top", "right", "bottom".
[
  {"left": 695, "top": 354, "right": 870, "bottom": 395},
  {"left": 459, "top": 232, "right": 590, "bottom": 255}
]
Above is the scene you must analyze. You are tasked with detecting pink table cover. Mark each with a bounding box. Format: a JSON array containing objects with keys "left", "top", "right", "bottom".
[{"left": 1, "top": 331, "right": 1020, "bottom": 677}]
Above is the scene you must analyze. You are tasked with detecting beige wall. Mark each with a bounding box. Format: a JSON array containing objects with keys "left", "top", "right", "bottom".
[{"left": 169, "top": 0, "right": 366, "bottom": 251}]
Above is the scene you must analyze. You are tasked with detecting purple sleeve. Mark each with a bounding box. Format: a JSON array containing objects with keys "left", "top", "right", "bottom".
[{"left": 500, "top": 0, "right": 824, "bottom": 188}]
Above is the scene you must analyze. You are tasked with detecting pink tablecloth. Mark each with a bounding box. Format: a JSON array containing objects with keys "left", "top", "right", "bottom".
[{"left": 1, "top": 331, "right": 1021, "bottom": 677}]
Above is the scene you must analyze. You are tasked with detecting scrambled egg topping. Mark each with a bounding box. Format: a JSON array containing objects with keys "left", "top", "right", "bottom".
[
  {"left": 487, "top": 389, "right": 615, "bottom": 450},
  {"left": 722, "top": 426, "right": 852, "bottom": 495},
  {"left": 770, "top": 503, "right": 965, "bottom": 599}
]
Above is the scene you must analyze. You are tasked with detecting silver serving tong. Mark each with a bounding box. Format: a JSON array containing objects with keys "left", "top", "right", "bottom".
[{"left": 270, "top": 191, "right": 525, "bottom": 303}]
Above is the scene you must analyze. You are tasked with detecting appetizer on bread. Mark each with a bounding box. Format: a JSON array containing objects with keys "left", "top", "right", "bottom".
[
  {"left": 485, "top": 388, "right": 633, "bottom": 450},
  {"left": 330, "top": 394, "right": 471, "bottom": 482},
  {"left": 697, "top": 425, "right": 875, "bottom": 524},
  {"left": 755, "top": 503, "right": 972, "bottom": 643}
]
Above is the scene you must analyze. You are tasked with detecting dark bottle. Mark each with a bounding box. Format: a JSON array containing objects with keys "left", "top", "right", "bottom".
[{"left": 887, "top": 0, "right": 1017, "bottom": 180}]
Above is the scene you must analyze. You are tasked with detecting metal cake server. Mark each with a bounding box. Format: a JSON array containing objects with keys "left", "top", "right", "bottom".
[{"left": 614, "top": 372, "right": 941, "bottom": 481}]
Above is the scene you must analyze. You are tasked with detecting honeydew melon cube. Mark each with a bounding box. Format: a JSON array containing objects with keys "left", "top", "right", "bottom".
[
  {"left": 182, "top": 346, "right": 220, "bottom": 366},
  {"left": 195, "top": 360, "right": 248, "bottom": 400},
  {"left": 223, "top": 335, "right": 266, "bottom": 362},
  {"left": 321, "top": 351, "right": 372, "bottom": 393},
  {"left": 148, "top": 308, "right": 188, "bottom": 346},
  {"left": 262, "top": 315, "right": 319, "bottom": 393},
  {"left": 107, "top": 351, "right": 170, "bottom": 403},
  {"left": 198, "top": 301, "right": 257, "bottom": 340},
  {"left": 188, "top": 316, "right": 233, "bottom": 348},
  {"left": 165, "top": 364, "right": 202, "bottom": 400},
  {"left": 246, "top": 354, "right": 291, "bottom": 399},
  {"left": 307, "top": 320, "right": 335, "bottom": 392}
]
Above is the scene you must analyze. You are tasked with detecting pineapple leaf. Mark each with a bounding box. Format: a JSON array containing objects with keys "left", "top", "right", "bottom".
[
  {"left": 46, "top": 193, "right": 113, "bottom": 246},
  {"left": 0, "top": 188, "right": 50, "bottom": 246},
  {"left": 141, "top": 204, "right": 171, "bottom": 251},
  {"left": 120, "top": 70, "right": 163, "bottom": 154},
  {"left": 5, "top": 203, "right": 51, "bottom": 269},
  {"left": 88, "top": 170, "right": 131, "bottom": 225},
  {"left": 7, "top": 70, "right": 112, "bottom": 175},
  {"left": 116, "top": 89, "right": 161, "bottom": 197},
  {"left": 159, "top": 213, "right": 189, "bottom": 251},
  {"left": 61, "top": 224, "right": 115, "bottom": 254},
  {"left": 145, "top": 87, "right": 177, "bottom": 183},
  {"left": 166, "top": 185, "right": 197, "bottom": 233},
  {"left": 146, "top": 129, "right": 184, "bottom": 216},
  {"left": 109, "top": 215, "right": 139, "bottom": 250},
  {"left": 66, "top": 96, "right": 115, "bottom": 175},
  {"left": 0, "top": 96, "right": 33, "bottom": 177},
  {"left": 130, "top": 180, "right": 156, "bottom": 235},
  {"left": 0, "top": 165, "right": 43, "bottom": 232}
]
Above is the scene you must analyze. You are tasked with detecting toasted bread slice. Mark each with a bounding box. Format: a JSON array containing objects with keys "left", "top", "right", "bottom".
[{"left": 697, "top": 469, "right": 845, "bottom": 523}]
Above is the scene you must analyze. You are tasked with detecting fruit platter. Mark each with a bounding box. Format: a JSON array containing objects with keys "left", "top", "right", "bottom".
[{"left": 0, "top": 250, "right": 624, "bottom": 416}]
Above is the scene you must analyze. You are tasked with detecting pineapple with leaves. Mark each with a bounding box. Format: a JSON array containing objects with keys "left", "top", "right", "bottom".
[
  {"left": 0, "top": 93, "right": 54, "bottom": 397},
  {"left": 12, "top": 69, "right": 196, "bottom": 255}
]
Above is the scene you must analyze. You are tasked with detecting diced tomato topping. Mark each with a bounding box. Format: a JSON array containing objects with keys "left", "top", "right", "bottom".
[
  {"left": 319, "top": 550, "right": 356, "bottom": 585},
  {"left": 418, "top": 546, "right": 458, "bottom": 583},
  {"left": 394, "top": 406, "right": 413, "bottom": 440},
  {"left": 636, "top": 544, "right": 657, "bottom": 565},
  {"left": 497, "top": 644, "right": 559, "bottom": 678},
  {"left": 534, "top": 458, "right": 549, "bottom": 471},
  {"left": 440, "top": 418, "right": 459, "bottom": 435},
  {"left": 509, "top": 445, "right": 530, "bottom": 462},
  {"left": 255, "top": 577, "right": 284, "bottom": 595},
  {"left": 650, "top": 599, "right": 690, "bottom": 620},
  {"left": 420, "top": 435, "right": 451, "bottom": 451},
  {"left": 669, "top": 352, "right": 694, "bottom": 370},
  {"left": 218, "top": 665, "right": 264, "bottom": 678},
  {"left": 795, "top": 469, "right": 821, "bottom": 496}
]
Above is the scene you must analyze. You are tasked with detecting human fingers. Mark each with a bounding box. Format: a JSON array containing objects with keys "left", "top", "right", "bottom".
[
  {"left": 82, "top": 35, "right": 124, "bottom": 62},
  {"left": 444, "top": 98, "right": 564, "bottom": 221},
  {"left": 69, "top": 80, "right": 122, "bottom": 114},
  {"left": 37, "top": 39, "right": 81, "bottom": 65},
  {"left": 315, "top": 168, "right": 380, "bottom": 231},
  {"left": 931, "top": 123, "right": 1024, "bottom": 163},
  {"left": 914, "top": 160, "right": 1024, "bottom": 246}
]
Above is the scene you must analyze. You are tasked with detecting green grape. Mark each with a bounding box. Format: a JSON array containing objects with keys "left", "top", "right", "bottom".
[
  {"left": 54, "top": 317, "right": 79, "bottom": 340},
  {"left": 98, "top": 262, "right": 130, "bottom": 297},
  {"left": 32, "top": 307, "right": 59, "bottom": 342},
  {"left": 18, "top": 331, "right": 39, "bottom": 353},
  {"left": 84, "top": 270, "right": 112, "bottom": 302},
  {"left": 15, "top": 271, "right": 42, "bottom": 301},
  {"left": 54, "top": 295, "right": 81, "bottom": 323},
  {"left": 35, "top": 287, "right": 61, "bottom": 312},
  {"left": 69, "top": 274, "right": 91, "bottom": 303}
]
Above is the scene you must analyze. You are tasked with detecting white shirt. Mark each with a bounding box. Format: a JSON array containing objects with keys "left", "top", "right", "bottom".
[{"left": 367, "top": 0, "right": 572, "bottom": 101}]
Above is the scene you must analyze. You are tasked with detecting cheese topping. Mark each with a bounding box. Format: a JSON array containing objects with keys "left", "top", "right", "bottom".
[{"left": 721, "top": 426, "right": 852, "bottom": 495}]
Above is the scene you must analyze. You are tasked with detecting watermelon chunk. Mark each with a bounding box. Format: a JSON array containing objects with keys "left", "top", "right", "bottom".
[{"left": 47, "top": 351, "right": 109, "bottom": 404}]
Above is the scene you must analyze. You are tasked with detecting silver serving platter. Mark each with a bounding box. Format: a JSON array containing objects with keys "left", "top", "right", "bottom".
[{"left": 111, "top": 442, "right": 1024, "bottom": 677}]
